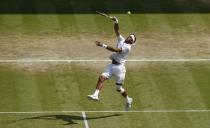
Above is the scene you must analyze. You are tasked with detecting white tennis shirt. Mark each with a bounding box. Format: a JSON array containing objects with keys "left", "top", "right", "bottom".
[{"left": 110, "top": 35, "right": 131, "bottom": 64}]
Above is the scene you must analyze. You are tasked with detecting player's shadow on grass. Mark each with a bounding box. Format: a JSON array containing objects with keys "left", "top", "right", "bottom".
[{"left": 16, "top": 113, "right": 122, "bottom": 125}]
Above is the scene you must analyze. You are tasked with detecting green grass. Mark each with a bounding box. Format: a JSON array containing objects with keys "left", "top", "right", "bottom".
[
  {"left": 1, "top": 14, "right": 210, "bottom": 36},
  {"left": 0, "top": 62, "right": 210, "bottom": 127}
]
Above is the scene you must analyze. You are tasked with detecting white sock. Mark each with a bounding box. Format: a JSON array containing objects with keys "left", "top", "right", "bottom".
[
  {"left": 93, "top": 89, "right": 100, "bottom": 96},
  {"left": 126, "top": 96, "right": 130, "bottom": 101}
]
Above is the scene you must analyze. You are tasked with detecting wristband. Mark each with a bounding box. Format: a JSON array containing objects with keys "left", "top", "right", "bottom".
[
  {"left": 102, "top": 44, "right": 108, "bottom": 48},
  {"left": 113, "top": 16, "right": 119, "bottom": 24},
  {"left": 114, "top": 19, "right": 119, "bottom": 24}
]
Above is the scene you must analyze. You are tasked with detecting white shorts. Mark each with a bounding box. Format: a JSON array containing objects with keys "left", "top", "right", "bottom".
[{"left": 101, "top": 64, "right": 126, "bottom": 84}]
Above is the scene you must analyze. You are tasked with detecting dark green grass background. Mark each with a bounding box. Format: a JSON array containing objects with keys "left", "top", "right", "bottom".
[{"left": 1, "top": 0, "right": 210, "bottom": 13}]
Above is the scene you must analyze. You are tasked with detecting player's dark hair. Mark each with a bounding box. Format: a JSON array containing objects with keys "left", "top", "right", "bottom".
[{"left": 132, "top": 34, "right": 136, "bottom": 43}]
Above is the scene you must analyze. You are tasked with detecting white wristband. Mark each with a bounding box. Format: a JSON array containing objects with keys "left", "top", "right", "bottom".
[
  {"left": 114, "top": 19, "right": 119, "bottom": 24},
  {"left": 102, "top": 44, "right": 108, "bottom": 48}
]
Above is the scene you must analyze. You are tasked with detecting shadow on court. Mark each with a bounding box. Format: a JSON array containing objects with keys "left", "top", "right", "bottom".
[{"left": 13, "top": 113, "right": 122, "bottom": 125}]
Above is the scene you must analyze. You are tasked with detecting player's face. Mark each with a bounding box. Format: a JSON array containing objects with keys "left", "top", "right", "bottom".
[{"left": 125, "top": 36, "right": 134, "bottom": 44}]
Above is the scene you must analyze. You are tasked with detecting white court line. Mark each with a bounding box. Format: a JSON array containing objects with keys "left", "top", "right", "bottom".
[
  {"left": 0, "top": 59, "right": 210, "bottom": 63},
  {"left": 82, "top": 111, "right": 90, "bottom": 128},
  {"left": 0, "top": 110, "right": 210, "bottom": 114}
]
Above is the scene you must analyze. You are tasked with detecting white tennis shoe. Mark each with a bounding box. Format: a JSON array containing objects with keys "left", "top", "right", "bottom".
[
  {"left": 87, "top": 94, "right": 99, "bottom": 101},
  {"left": 125, "top": 97, "right": 133, "bottom": 111}
]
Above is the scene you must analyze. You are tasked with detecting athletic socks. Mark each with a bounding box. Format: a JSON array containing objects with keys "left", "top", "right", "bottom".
[
  {"left": 126, "top": 96, "right": 131, "bottom": 102},
  {"left": 93, "top": 89, "right": 100, "bottom": 96}
]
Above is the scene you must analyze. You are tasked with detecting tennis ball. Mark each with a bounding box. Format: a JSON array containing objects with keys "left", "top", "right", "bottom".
[{"left": 127, "top": 11, "right": 131, "bottom": 14}]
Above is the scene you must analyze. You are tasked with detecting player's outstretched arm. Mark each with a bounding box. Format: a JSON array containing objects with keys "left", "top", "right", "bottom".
[
  {"left": 95, "top": 41, "right": 122, "bottom": 53},
  {"left": 111, "top": 17, "right": 120, "bottom": 37}
]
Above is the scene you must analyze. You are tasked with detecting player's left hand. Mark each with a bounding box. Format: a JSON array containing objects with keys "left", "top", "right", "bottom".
[
  {"left": 95, "top": 41, "right": 102, "bottom": 47},
  {"left": 111, "top": 16, "right": 117, "bottom": 21}
]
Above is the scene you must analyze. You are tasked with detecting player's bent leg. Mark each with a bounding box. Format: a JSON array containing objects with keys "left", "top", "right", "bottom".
[
  {"left": 97, "top": 75, "right": 108, "bottom": 90},
  {"left": 116, "top": 83, "right": 125, "bottom": 93},
  {"left": 116, "top": 83, "right": 133, "bottom": 111},
  {"left": 115, "top": 72, "right": 127, "bottom": 98},
  {"left": 87, "top": 75, "right": 108, "bottom": 101},
  {"left": 116, "top": 83, "right": 127, "bottom": 97},
  {"left": 87, "top": 64, "right": 112, "bottom": 101}
]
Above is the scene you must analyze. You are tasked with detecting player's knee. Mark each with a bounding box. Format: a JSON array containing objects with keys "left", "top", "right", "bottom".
[
  {"left": 116, "top": 87, "right": 125, "bottom": 93},
  {"left": 99, "top": 75, "right": 107, "bottom": 82},
  {"left": 116, "top": 84, "right": 125, "bottom": 93}
]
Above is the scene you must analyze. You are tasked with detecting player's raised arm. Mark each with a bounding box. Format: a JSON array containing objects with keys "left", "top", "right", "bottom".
[{"left": 111, "top": 17, "right": 120, "bottom": 37}]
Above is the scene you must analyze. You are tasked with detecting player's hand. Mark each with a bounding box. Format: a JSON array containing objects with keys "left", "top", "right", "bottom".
[
  {"left": 111, "top": 16, "right": 118, "bottom": 22},
  {"left": 111, "top": 16, "right": 119, "bottom": 24},
  {"left": 95, "top": 41, "right": 102, "bottom": 47}
]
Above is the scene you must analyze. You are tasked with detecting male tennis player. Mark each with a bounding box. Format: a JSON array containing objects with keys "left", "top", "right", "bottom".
[{"left": 87, "top": 16, "right": 136, "bottom": 110}]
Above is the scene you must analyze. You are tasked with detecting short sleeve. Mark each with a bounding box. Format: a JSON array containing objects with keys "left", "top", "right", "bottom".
[
  {"left": 117, "top": 35, "right": 125, "bottom": 42},
  {"left": 121, "top": 45, "right": 131, "bottom": 54}
]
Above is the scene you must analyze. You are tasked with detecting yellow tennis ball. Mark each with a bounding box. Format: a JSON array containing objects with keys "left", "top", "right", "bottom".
[{"left": 127, "top": 11, "right": 131, "bottom": 14}]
